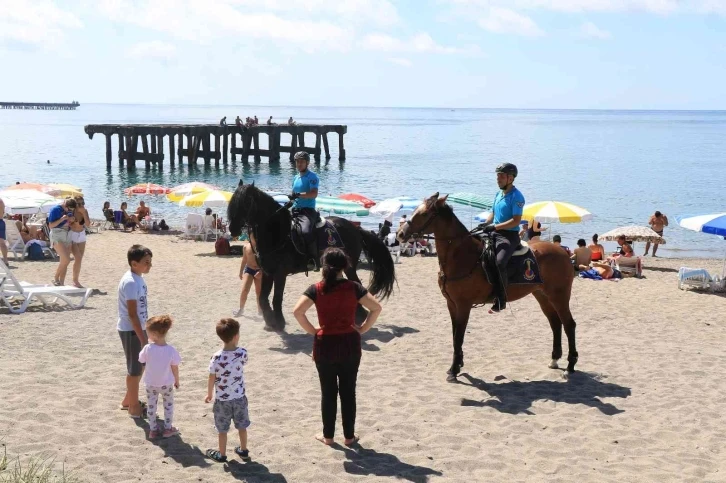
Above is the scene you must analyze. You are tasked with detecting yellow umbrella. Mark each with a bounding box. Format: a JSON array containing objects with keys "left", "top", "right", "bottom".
[
  {"left": 178, "top": 190, "right": 233, "bottom": 208},
  {"left": 166, "top": 182, "right": 217, "bottom": 202},
  {"left": 47, "top": 183, "right": 83, "bottom": 199},
  {"left": 523, "top": 201, "right": 593, "bottom": 224}
]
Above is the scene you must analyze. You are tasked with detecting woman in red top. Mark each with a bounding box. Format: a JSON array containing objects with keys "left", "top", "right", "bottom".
[{"left": 293, "top": 247, "right": 382, "bottom": 447}]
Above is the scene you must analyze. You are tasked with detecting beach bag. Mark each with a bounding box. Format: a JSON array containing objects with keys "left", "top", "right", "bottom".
[
  {"left": 215, "top": 237, "right": 231, "bottom": 256},
  {"left": 26, "top": 243, "right": 44, "bottom": 261}
]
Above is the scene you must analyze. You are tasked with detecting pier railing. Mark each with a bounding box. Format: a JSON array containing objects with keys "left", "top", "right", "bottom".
[
  {"left": 84, "top": 124, "right": 347, "bottom": 169},
  {"left": 1, "top": 101, "right": 80, "bottom": 110}
]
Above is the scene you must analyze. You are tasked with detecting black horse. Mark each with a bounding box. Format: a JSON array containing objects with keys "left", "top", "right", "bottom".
[{"left": 227, "top": 182, "right": 396, "bottom": 331}]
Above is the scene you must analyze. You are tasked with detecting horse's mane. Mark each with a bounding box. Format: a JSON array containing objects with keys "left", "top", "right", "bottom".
[{"left": 227, "top": 182, "right": 285, "bottom": 237}]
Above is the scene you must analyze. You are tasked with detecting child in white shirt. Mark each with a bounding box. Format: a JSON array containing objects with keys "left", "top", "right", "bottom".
[{"left": 139, "top": 314, "right": 182, "bottom": 439}]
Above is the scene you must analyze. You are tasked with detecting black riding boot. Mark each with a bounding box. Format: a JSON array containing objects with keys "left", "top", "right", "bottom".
[
  {"left": 491, "top": 268, "right": 508, "bottom": 312},
  {"left": 307, "top": 241, "right": 319, "bottom": 272}
]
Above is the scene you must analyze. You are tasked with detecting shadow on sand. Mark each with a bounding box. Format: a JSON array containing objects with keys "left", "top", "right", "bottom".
[
  {"left": 133, "top": 419, "right": 211, "bottom": 469},
  {"left": 268, "top": 325, "right": 419, "bottom": 356},
  {"left": 333, "top": 443, "right": 442, "bottom": 482},
  {"left": 224, "top": 459, "right": 288, "bottom": 482},
  {"left": 457, "top": 371, "right": 631, "bottom": 416}
]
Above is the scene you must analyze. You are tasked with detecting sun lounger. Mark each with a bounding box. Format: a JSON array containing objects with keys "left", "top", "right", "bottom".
[
  {"left": 612, "top": 256, "right": 642, "bottom": 278},
  {"left": 0, "top": 260, "right": 92, "bottom": 313},
  {"left": 184, "top": 213, "right": 206, "bottom": 240},
  {"left": 678, "top": 267, "right": 725, "bottom": 292},
  {"left": 4, "top": 221, "right": 54, "bottom": 261}
]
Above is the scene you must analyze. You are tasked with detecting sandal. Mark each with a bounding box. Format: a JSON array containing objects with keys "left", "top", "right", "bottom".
[
  {"left": 119, "top": 401, "right": 147, "bottom": 411},
  {"left": 234, "top": 447, "right": 251, "bottom": 462},
  {"left": 52, "top": 280, "right": 61, "bottom": 286},
  {"left": 206, "top": 449, "right": 227, "bottom": 463},
  {"left": 162, "top": 427, "right": 180, "bottom": 438}
]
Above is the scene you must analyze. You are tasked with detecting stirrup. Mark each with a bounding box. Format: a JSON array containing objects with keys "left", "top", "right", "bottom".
[{"left": 490, "top": 298, "right": 506, "bottom": 313}]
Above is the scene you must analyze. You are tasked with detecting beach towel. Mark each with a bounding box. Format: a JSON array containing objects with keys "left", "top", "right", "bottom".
[{"left": 579, "top": 269, "right": 602, "bottom": 280}]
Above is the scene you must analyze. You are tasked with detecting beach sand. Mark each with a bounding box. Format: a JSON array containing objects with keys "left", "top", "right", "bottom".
[{"left": 1, "top": 230, "right": 726, "bottom": 482}]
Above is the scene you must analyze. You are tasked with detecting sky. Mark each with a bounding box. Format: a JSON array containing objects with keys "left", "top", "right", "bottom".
[{"left": 1, "top": 0, "right": 726, "bottom": 109}]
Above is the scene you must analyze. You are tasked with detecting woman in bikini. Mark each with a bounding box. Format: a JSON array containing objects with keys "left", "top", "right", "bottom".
[
  {"left": 233, "top": 235, "right": 262, "bottom": 317},
  {"left": 588, "top": 234, "right": 606, "bottom": 262},
  {"left": 120, "top": 202, "right": 139, "bottom": 231},
  {"left": 70, "top": 196, "right": 90, "bottom": 288}
]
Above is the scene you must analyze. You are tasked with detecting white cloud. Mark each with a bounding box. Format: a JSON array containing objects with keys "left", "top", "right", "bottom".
[
  {"left": 580, "top": 21, "right": 611, "bottom": 38},
  {"left": 225, "top": 0, "right": 400, "bottom": 27},
  {"left": 442, "top": 0, "right": 726, "bottom": 15},
  {"left": 98, "top": 0, "right": 355, "bottom": 51},
  {"left": 387, "top": 57, "right": 413, "bottom": 67},
  {"left": 0, "top": 0, "right": 82, "bottom": 48},
  {"left": 126, "top": 41, "right": 177, "bottom": 60},
  {"left": 478, "top": 7, "right": 544, "bottom": 36},
  {"left": 362, "top": 32, "right": 479, "bottom": 54}
]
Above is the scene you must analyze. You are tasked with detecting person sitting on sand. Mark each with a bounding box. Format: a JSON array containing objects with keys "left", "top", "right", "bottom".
[
  {"left": 205, "top": 318, "right": 251, "bottom": 463},
  {"left": 571, "top": 239, "right": 592, "bottom": 271},
  {"left": 293, "top": 248, "right": 382, "bottom": 447},
  {"left": 553, "top": 235, "right": 571, "bottom": 256},
  {"left": 588, "top": 234, "right": 606, "bottom": 261}
]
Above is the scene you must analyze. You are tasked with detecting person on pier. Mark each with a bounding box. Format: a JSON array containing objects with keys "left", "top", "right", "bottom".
[
  {"left": 290, "top": 151, "right": 320, "bottom": 271},
  {"left": 267, "top": 116, "right": 273, "bottom": 125},
  {"left": 220, "top": 117, "right": 227, "bottom": 127},
  {"left": 235, "top": 116, "right": 242, "bottom": 128}
]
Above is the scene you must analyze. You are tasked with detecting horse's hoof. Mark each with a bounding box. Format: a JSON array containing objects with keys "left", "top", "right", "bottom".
[
  {"left": 562, "top": 370, "right": 573, "bottom": 380},
  {"left": 446, "top": 373, "right": 458, "bottom": 382},
  {"left": 548, "top": 359, "right": 559, "bottom": 369}
]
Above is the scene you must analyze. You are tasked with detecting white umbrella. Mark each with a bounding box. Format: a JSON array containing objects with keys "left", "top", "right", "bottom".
[
  {"left": 178, "top": 190, "right": 233, "bottom": 208},
  {"left": 0, "top": 190, "right": 57, "bottom": 215},
  {"left": 370, "top": 199, "right": 404, "bottom": 219},
  {"left": 599, "top": 225, "right": 665, "bottom": 243}
]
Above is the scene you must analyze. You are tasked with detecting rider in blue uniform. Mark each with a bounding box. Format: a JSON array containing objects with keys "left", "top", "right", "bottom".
[
  {"left": 480, "top": 163, "right": 524, "bottom": 312},
  {"left": 290, "top": 151, "right": 320, "bottom": 270}
]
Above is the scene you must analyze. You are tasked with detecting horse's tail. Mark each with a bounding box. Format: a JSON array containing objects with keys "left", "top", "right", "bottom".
[{"left": 358, "top": 228, "right": 396, "bottom": 300}]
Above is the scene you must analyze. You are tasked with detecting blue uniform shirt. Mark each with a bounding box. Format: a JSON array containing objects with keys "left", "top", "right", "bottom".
[
  {"left": 493, "top": 187, "right": 525, "bottom": 231},
  {"left": 292, "top": 170, "right": 319, "bottom": 210}
]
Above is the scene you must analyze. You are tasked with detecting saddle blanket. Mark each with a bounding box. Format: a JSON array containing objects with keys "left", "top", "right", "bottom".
[
  {"left": 485, "top": 250, "right": 543, "bottom": 285},
  {"left": 292, "top": 219, "right": 345, "bottom": 255}
]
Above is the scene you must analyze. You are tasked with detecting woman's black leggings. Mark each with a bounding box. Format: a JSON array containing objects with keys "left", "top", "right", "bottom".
[{"left": 315, "top": 357, "right": 361, "bottom": 440}]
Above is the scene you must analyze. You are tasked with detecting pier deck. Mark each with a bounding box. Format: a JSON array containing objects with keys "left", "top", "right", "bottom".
[{"left": 1, "top": 102, "right": 79, "bottom": 110}]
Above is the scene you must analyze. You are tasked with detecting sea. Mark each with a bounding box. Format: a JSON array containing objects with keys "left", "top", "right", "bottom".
[{"left": 1, "top": 104, "right": 725, "bottom": 258}]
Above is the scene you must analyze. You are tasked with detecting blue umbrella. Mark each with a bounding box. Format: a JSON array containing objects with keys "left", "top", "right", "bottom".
[{"left": 678, "top": 213, "right": 726, "bottom": 237}]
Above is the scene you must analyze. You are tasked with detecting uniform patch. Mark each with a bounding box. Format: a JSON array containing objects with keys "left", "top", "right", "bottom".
[{"left": 517, "top": 202, "right": 524, "bottom": 208}]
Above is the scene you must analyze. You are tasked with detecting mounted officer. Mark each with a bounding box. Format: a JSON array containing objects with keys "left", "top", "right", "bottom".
[
  {"left": 479, "top": 163, "right": 524, "bottom": 312},
  {"left": 290, "top": 151, "right": 320, "bottom": 270}
]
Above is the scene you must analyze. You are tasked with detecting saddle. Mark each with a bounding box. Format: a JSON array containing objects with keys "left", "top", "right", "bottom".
[
  {"left": 481, "top": 239, "right": 543, "bottom": 286},
  {"left": 291, "top": 214, "right": 345, "bottom": 257}
]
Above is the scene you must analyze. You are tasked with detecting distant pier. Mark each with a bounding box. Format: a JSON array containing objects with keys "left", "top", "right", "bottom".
[
  {"left": 84, "top": 124, "right": 347, "bottom": 169},
  {"left": 1, "top": 101, "right": 80, "bottom": 110}
]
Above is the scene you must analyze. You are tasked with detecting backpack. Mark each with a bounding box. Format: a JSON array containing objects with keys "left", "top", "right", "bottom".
[
  {"left": 26, "top": 243, "right": 44, "bottom": 261},
  {"left": 215, "top": 237, "right": 231, "bottom": 256}
]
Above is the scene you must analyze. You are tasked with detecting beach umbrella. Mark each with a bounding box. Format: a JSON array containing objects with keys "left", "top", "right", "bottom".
[
  {"left": 678, "top": 213, "right": 726, "bottom": 237},
  {"left": 0, "top": 189, "right": 57, "bottom": 215},
  {"left": 46, "top": 183, "right": 83, "bottom": 199},
  {"left": 523, "top": 201, "right": 593, "bottom": 223},
  {"left": 178, "top": 190, "right": 233, "bottom": 208},
  {"left": 599, "top": 225, "right": 665, "bottom": 244},
  {"left": 370, "top": 196, "right": 421, "bottom": 220},
  {"left": 338, "top": 193, "right": 376, "bottom": 208},
  {"left": 124, "top": 183, "right": 171, "bottom": 195},
  {"left": 448, "top": 192, "right": 492, "bottom": 210},
  {"left": 316, "top": 196, "right": 370, "bottom": 216},
  {"left": 167, "top": 182, "right": 219, "bottom": 202},
  {"left": 6, "top": 182, "right": 51, "bottom": 192}
]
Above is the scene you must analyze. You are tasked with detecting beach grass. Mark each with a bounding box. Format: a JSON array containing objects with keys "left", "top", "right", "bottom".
[{"left": 0, "top": 446, "right": 82, "bottom": 483}]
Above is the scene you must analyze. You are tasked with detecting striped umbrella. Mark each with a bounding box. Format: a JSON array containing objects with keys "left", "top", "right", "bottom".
[
  {"left": 338, "top": 193, "right": 376, "bottom": 208},
  {"left": 316, "top": 196, "right": 370, "bottom": 216},
  {"left": 678, "top": 213, "right": 726, "bottom": 237},
  {"left": 523, "top": 201, "right": 593, "bottom": 223},
  {"left": 47, "top": 183, "right": 83, "bottom": 199},
  {"left": 448, "top": 192, "right": 492, "bottom": 210},
  {"left": 124, "top": 183, "right": 171, "bottom": 195},
  {"left": 167, "top": 182, "right": 219, "bottom": 202},
  {"left": 178, "top": 190, "right": 233, "bottom": 208}
]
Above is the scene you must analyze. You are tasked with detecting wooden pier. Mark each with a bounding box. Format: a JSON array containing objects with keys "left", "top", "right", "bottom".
[
  {"left": 1, "top": 101, "right": 80, "bottom": 110},
  {"left": 84, "top": 124, "right": 347, "bottom": 169}
]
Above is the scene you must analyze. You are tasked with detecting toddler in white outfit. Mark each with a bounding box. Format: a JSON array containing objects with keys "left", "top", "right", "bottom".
[{"left": 138, "top": 314, "right": 182, "bottom": 439}]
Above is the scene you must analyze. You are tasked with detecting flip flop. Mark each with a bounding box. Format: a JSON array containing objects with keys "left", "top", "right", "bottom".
[
  {"left": 206, "top": 449, "right": 227, "bottom": 463},
  {"left": 119, "top": 401, "right": 146, "bottom": 411},
  {"left": 234, "top": 447, "right": 251, "bottom": 462}
]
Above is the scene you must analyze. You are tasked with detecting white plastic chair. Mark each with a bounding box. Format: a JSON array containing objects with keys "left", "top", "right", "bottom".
[
  {"left": 0, "top": 260, "right": 92, "bottom": 313},
  {"left": 184, "top": 213, "right": 206, "bottom": 240},
  {"left": 4, "top": 221, "right": 54, "bottom": 260}
]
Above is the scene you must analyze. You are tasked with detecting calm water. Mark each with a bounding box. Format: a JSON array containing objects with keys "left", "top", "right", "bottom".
[{"left": 1, "top": 104, "right": 725, "bottom": 257}]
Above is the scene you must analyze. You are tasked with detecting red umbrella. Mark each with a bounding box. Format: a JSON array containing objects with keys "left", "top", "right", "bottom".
[
  {"left": 338, "top": 193, "right": 376, "bottom": 208},
  {"left": 124, "top": 183, "right": 171, "bottom": 195}
]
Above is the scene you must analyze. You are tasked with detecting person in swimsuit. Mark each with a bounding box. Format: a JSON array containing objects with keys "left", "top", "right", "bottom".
[
  {"left": 70, "top": 196, "right": 90, "bottom": 288},
  {"left": 48, "top": 198, "right": 77, "bottom": 286},
  {"left": 571, "top": 239, "right": 592, "bottom": 271},
  {"left": 526, "top": 220, "right": 545, "bottom": 242},
  {"left": 644, "top": 211, "right": 668, "bottom": 257},
  {"left": 120, "top": 202, "right": 139, "bottom": 231},
  {"left": 589, "top": 261, "right": 621, "bottom": 279},
  {"left": 588, "top": 234, "right": 606, "bottom": 261},
  {"left": 233, "top": 236, "right": 262, "bottom": 317}
]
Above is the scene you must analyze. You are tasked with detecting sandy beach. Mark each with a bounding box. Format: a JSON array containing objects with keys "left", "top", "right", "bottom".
[{"left": 1, "top": 230, "right": 726, "bottom": 483}]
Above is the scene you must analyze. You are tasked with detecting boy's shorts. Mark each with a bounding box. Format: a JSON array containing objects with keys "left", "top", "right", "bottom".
[
  {"left": 213, "top": 396, "right": 250, "bottom": 433},
  {"left": 119, "top": 330, "right": 146, "bottom": 376},
  {"left": 0, "top": 219, "right": 6, "bottom": 240}
]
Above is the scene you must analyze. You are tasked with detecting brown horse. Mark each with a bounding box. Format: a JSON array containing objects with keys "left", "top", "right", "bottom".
[{"left": 398, "top": 193, "right": 578, "bottom": 381}]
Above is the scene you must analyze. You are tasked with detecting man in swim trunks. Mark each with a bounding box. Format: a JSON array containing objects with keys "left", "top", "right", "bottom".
[
  {"left": 571, "top": 239, "right": 592, "bottom": 272},
  {"left": 644, "top": 211, "right": 668, "bottom": 257}
]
